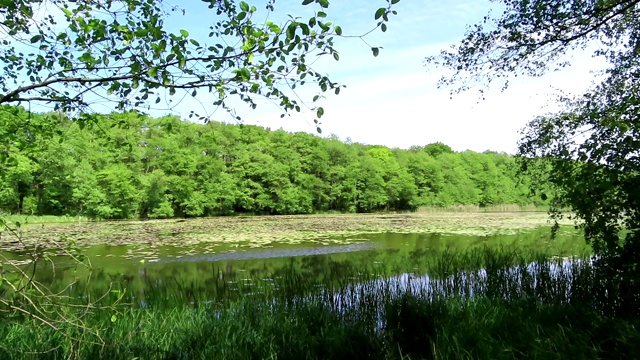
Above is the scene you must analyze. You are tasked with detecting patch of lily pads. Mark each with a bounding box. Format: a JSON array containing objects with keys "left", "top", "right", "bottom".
[{"left": 0, "top": 213, "right": 573, "bottom": 261}]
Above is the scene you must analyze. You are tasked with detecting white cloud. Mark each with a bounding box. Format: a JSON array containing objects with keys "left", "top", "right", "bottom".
[
  {"left": 146, "top": 1, "right": 611, "bottom": 154},
  {"left": 230, "top": 42, "right": 608, "bottom": 154}
]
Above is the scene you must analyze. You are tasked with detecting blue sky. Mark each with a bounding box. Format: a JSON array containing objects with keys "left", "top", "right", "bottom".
[
  {"left": 181, "top": 0, "right": 603, "bottom": 154},
  {"left": 30, "top": 0, "right": 607, "bottom": 153}
]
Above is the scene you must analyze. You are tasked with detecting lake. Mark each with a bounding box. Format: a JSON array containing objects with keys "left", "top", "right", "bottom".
[{"left": 0, "top": 213, "right": 587, "bottom": 305}]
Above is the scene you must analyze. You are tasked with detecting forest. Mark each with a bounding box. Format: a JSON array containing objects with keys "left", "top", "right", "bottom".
[
  {"left": 0, "top": 106, "right": 543, "bottom": 219},
  {"left": 3, "top": 0, "right": 640, "bottom": 357}
]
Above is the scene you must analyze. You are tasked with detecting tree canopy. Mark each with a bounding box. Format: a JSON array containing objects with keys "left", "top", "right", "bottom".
[
  {"left": 426, "top": 0, "right": 639, "bottom": 95},
  {"left": 0, "top": 0, "right": 399, "bottom": 124},
  {"left": 0, "top": 0, "right": 407, "bottom": 339},
  {"left": 428, "top": 0, "right": 640, "bottom": 315},
  {"left": 0, "top": 108, "right": 539, "bottom": 219}
]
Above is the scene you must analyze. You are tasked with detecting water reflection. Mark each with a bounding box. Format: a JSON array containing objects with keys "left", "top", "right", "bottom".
[{"left": 0, "top": 227, "right": 589, "bottom": 305}]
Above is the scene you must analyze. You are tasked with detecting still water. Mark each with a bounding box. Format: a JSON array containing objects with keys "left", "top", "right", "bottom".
[{"left": 1, "top": 226, "right": 587, "bottom": 305}]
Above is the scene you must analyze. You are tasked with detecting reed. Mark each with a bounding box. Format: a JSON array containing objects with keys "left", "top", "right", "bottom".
[
  {"left": 1, "top": 247, "right": 637, "bottom": 359},
  {"left": 0, "top": 214, "right": 92, "bottom": 226},
  {"left": 415, "top": 204, "right": 545, "bottom": 213}
]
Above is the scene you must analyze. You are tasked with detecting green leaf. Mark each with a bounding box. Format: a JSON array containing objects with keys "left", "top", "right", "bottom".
[
  {"left": 381, "top": 23, "right": 387, "bottom": 32},
  {"left": 334, "top": 26, "right": 342, "bottom": 36},
  {"left": 391, "top": 0, "right": 400, "bottom": 4},
  {"left": 333, "top": 52, "right": 339, "bottom": 61},
  {"left": 302, "top": 0, "right": 314, "bottom": 4},
  {"left": 111, "top": 315, "right": 117, "bottom": 323},
  {"left": 236, "top": 12, "right": 247, "bottom": 21},
  {"left": 318, "top": 0, "right": 329, "bottom": 8},
  {"left": 372, "top": 47, "right": 379, "bottom": 57},
  {"left": 300, "top": 23, "right": 310, "bottom": 35},
  {"left": 147, "top": 67, "right": 158, "bottom": 78},
  {"left": 180, "top": 29, "right": 189, "bottom": 37},
  {"left": 30, "top": 35, "right": 41, "bottom": 43},
  {"left": 240, "top": 68, "right": 251, "bottom": 81},
  {"left": 287, "top": 23, "right": 296, "bottom": 39},
  {"left": 317, "top": 107, "right": 324, "bottom": 118},
  {"left": 240, "top": 1, "right": 250, "bottom": 11},
  {"left": 317, "top": 11, "right": 327, "bottom": 18},
  {"left": 374, "top": 8, "right": 386, "bottom": 20}
]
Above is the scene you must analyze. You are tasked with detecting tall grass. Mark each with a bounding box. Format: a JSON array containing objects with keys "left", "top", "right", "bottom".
[
  {"left": 415, "top": 204, "right": 545, "bottom": 213},
  {"left": 1, "top": 214, "right": 92, "bottom": 226},
  {"left": 1, "top": 247, "right": 638, "bottom": 359}
]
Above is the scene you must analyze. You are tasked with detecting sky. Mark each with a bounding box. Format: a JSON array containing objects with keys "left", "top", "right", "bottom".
[
  {"left": 191, "top": 0, "right": 605, "bottom": 154},
  {"left": 30, "top": 0, "right": 609, "bottom": 154}
]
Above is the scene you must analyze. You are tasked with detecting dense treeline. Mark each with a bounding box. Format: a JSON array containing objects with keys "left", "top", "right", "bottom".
[{"left": 0, "top": 107, "right": 543, "bottom": 219}]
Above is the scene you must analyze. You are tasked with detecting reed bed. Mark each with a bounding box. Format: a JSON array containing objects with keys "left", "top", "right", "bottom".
[
  {"left": 415, "top": 204, "right": 545, "bottom": 213},
  {"left": 0, "top": 247, "right": 637, "bottom": 359}
]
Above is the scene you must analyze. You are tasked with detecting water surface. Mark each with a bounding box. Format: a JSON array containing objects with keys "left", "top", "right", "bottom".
[{"left": 1, "top": 226, "right": 587, "bottom": 301}]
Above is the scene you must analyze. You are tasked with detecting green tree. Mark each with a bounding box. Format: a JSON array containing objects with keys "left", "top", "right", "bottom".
[
  {"left": 96, "top": 163, "right": 140, "bottom": 219},
  {"left": 368, "top": 147, "right": 417, "bottom": 210},
  {"left": 0, "top": 0, "right": 404, "bottom": 346},
  {"left": 70, "top": 160, "right": 109, "bottom": 217},
  {"left": 437, "top": 152, "right": 481, "bottom": 206},
  {"left": 428, "top": 0, "right": 640, "bottom": 248},
  {"left": 426, "top": 0, "right": 639, "bottom": 96},
  {"left": 423, "top": 142, "right": 453, "bottom": 157},
  {"left": 0, "top": 153, "right": 38, "bottom": 213},
  {"left": 404, "top": 150, "right": 445, "bottom": 206},
  {"left": 429, "top": 0, "right": 640, "bottom": 316},
  {"left": 324, "top": 136, "right": 356, "bottom": 212},
  {"left": 0, "top": 0, "right": 399, "bottom": 126},
  {"left": 204, "top": 172, "right": 240, "bottom": 215},
  {"left": 352, "top": 147, "right": 387, "bottom": 212},
  {"left": 0, "top": 107, "right": 56, "bottom": 213},
  {"left": 1, "top": 107, "right": 550, "bottom": 218},
  {"left": 139, "top": 170, "right": 174, "bottom": 218}
]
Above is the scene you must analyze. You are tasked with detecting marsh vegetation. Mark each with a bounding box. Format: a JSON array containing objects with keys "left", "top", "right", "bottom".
[
  {"left": 1, "top": 0, "right": 640, "bottom": 358},
  {"left": 4, "top": 214, "right": 631, "bottom": 359}
]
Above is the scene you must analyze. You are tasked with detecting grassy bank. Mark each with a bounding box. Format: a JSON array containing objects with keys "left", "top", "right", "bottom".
[
  {"left": 0, "top": 214, "right": 93, "bottom": 226},
  {"left": 4, "top": 295, "right": 636, "bottom": 360},
  {"left": 1, "top": 247, "right": 636, "bottom": 359},
  {"left": 415, "top": 204, "right": 547, "bottom": 213}
]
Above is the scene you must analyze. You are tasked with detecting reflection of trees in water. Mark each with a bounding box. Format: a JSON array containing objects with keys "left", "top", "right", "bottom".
[
  {"left": 4, "top": 228, "right": 588, "bottom": 307},
  {"left": 300, "top": 255, "right": 361, "bottom": 282}
]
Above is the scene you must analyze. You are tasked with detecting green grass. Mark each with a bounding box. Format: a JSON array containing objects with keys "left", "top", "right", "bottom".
[
  {"left": 1, "top": 214, "right": 93, "bottom": 226},
  {"left": 415, "top": 204, "right": 547, "bottom": 213},
  {"left": 1, "top": 247, "right": 637, "bottom": 359},
  {"left": 2, "top": 289, "right": 637, "bottom": 359}
]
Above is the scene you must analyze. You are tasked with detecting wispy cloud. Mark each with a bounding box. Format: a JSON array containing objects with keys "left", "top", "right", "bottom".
[{"left": 156, "top": 1, "right": 610, "bottom": 153}]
